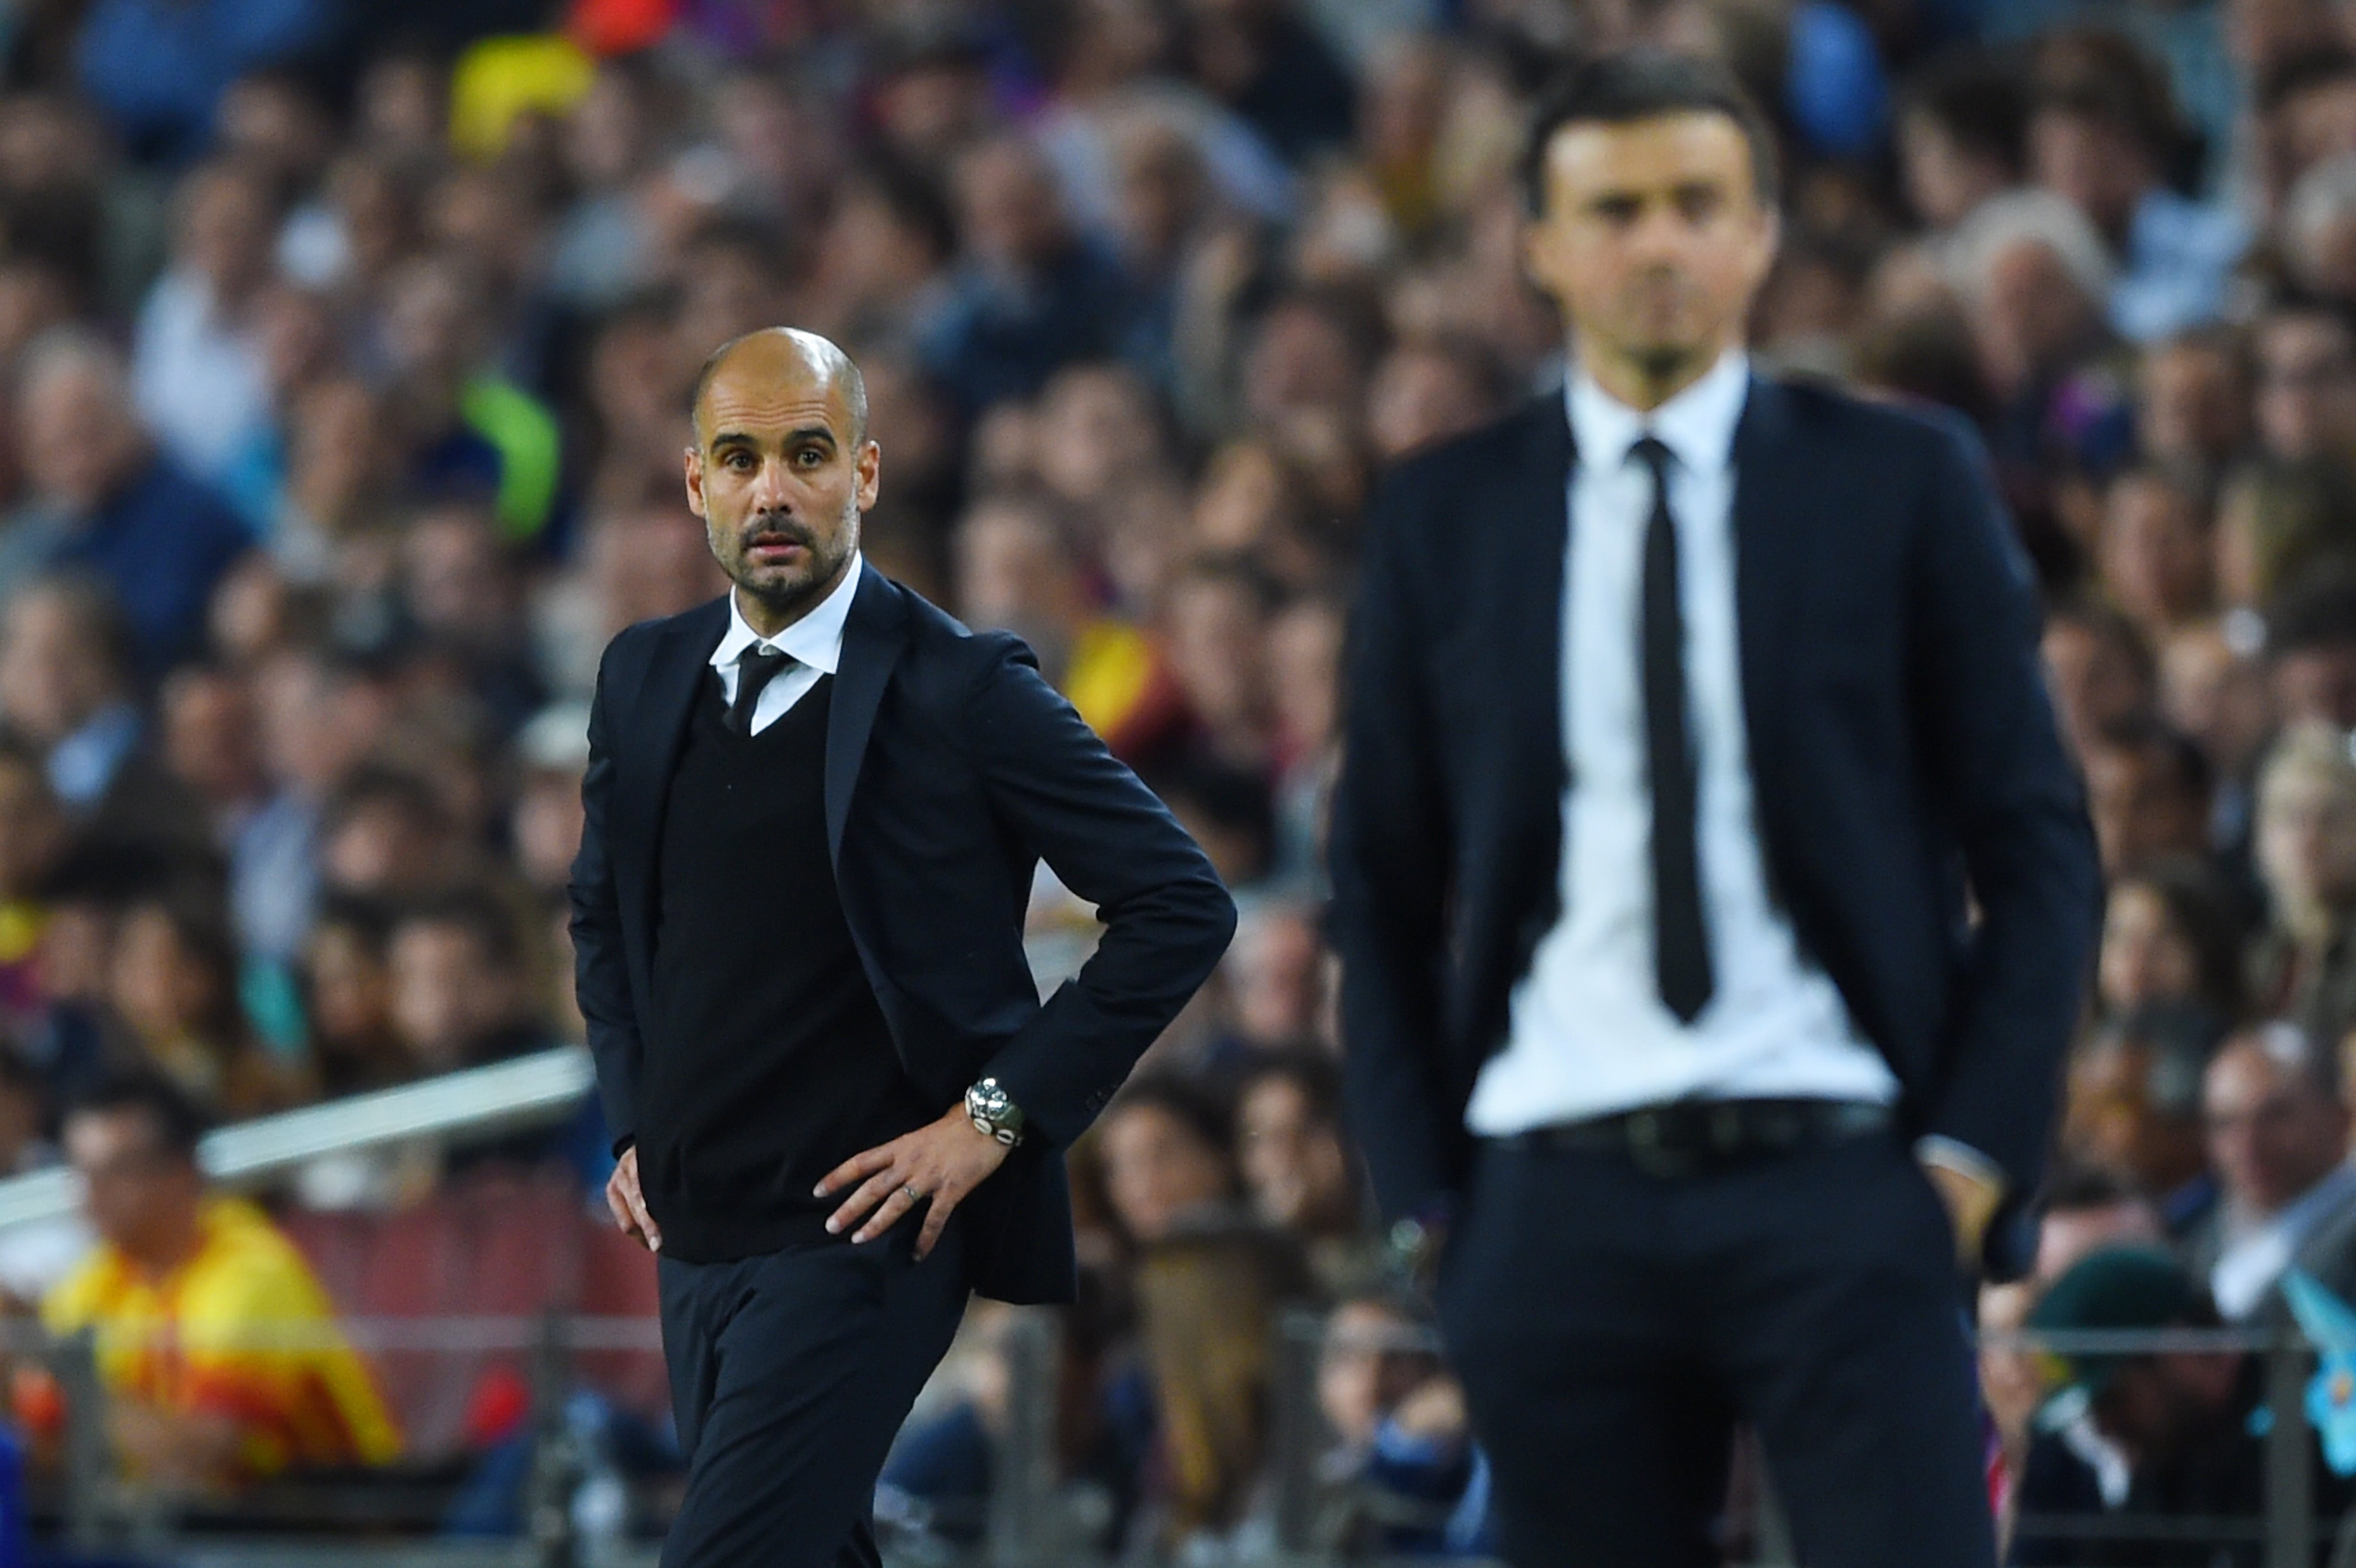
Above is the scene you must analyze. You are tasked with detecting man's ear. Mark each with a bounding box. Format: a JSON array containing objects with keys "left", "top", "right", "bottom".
[
  {"left": 1750, "top": 206, "right": 1784, "bottom": 293},
  {"left": 1521, "top": 219, "right": 1559, "bottom": 290},
  {"left": 683, "top": 447, "right": 706, "bottom": 518},
  {"left": 855, "top": 439, "right": 883, "bottom": 511}
]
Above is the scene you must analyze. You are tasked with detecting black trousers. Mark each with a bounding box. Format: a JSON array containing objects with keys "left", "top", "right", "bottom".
[
  {"left": 1440, "top": 1128, "right": 1995, "bottom": 1568},
  {"left": 655, "top": 1221, "right": 970, "bottom": 1568}
]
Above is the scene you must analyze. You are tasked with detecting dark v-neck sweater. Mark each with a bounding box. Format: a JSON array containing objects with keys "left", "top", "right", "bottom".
[{"left": 639, "top": 671, "right": 932, "bottom": 1261}]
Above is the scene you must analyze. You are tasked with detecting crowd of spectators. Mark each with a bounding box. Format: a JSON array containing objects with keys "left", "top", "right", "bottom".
[{"left": 32, "top": 0, "right": 2356, "bottom": 1557}]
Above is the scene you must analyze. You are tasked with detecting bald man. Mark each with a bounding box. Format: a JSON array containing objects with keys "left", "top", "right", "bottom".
[
  {"left": 569, "top": 329, "right": 1234, "bottom": 1566},
  {"left": 2190, "top": 1024, "right": 2356, "bottom": 1319}
]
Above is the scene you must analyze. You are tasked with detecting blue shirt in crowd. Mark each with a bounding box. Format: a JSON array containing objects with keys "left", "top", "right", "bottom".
[
  {"left": 2110, "top": 188, "right": 2250, "bottom": 344},
  {"left": 916, "top": 242, "right": 1137, "bottom": 416},
  {"left": 48, "top": 455, "right": 253, "bottom": 676},
  {"left": 74, "top": 0, "right": 333, "bottom": 165}
]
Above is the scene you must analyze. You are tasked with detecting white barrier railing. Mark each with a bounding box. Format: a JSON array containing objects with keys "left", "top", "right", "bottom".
[{"left": 0, "top": 1045, "right": 597, "bottom": 1232}]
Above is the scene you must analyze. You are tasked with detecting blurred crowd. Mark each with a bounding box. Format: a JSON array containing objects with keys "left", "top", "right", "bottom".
[{"left": 20, "top": 0, "right": 2356, "bottom": 1557}]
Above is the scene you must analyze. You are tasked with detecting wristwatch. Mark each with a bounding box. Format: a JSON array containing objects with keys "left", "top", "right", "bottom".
[{"left": 965, "top": 1078, "right": 1026, "bottom": 1146}]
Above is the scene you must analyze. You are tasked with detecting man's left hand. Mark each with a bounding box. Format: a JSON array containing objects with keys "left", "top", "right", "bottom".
[
  {"left": 816, "top": 1104, "right": 1013, "bottom": 1258},
  {"left": 1920, "top": 1154, "right": 2003, "bottom": 1270}
]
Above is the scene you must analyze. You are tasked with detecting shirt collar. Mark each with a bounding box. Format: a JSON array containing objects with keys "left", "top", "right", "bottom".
[
  {"left": 709, "top": 552, "right": 864, "bottom": 677},
  {"left": 46, "top": 700, "right": 141, "bottom": 809},
  {"left": 2277, "top": 1161, "right": 2356, "bottom": 1241},
  {"left": 1564, "top": 348, "right": 1751, "bottom": 478}
]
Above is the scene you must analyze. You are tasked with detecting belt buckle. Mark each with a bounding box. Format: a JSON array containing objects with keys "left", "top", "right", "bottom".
[
  {"left": 1710, "top": 1102, "right": 1745, "bottom": 1154},
  {"left": 1625, "top": 1109, "right": 1693, "bottom": 1178}
]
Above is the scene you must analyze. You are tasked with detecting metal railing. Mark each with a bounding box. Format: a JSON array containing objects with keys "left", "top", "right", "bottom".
[
  {"left": 6, "top": 1307, "right": 1484, "bottom": 1568},
  {"left": 23, "top": 1313, "right": 659, "bottom": 1568},
  {"left": 13, "top": 1297, "right": 2353, "bottom": 1565},
  {"left": 1977, "top": 1323, "right": 2328, "bottom": 1568},
  {"left": 0, "top": 1046, "right": 598, "bottom": 1234}
]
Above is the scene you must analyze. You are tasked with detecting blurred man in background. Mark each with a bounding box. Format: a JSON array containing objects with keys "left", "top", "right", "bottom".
[
  {"left": 1333, "top": 51, "right": 2098, "bottom": 1567},
  {"left": 2014, "top": 1246, "right": 2356, "bottom": 1566},
  {"left": 2187, "top": 1023, "right": 2356, "bottom": 1318},
  {"left": 0, "top": 576, "right": 208, "bottom": 862},
  {"left": 6, "top": 334, "right": 251, "bottom": 673},
  {"left": 37, "top": 1072, "right": 399, "bottom": 1494}
]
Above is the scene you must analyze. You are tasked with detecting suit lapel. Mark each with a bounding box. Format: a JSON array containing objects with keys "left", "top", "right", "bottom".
[
  {"left": 1730, "top": 375, "right": 1804, "bottom": 815},
  {"left": 615, "top": 596, "right": 729, "bottom": 932},
  {"left": 825, "top": 563, "right": 910, "bottom": 862},
  {"left": 1507, "top": 395, "right": 1574, "bottom": 806},
  {"left": 1475, "top": 392, "right": 1574, "bottom": 1002},
  {"left": 620, "top": 599, "right": 727, "bottom": 817}
]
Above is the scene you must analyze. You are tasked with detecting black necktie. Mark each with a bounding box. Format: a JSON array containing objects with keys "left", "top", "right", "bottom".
[
  {"left": 1631, "top": 436, "right": 1713, "bottom": 1024},
  {"left": 726, "top": 645, "right": 793, "bottom": 736}
]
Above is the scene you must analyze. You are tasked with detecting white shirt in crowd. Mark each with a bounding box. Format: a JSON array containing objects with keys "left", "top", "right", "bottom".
[
  {"left": 2209, "top": 1163, "right": 2356, "bottom": 1320},
  {"left": 131, "top": 271, "right": 270, "bottom": 483},
  {"left": 1465, "top": 351, "right": 1903, "bottom": 1136},
  {"left": 706, "top": 552, "right": 863, "bottom": 735}
]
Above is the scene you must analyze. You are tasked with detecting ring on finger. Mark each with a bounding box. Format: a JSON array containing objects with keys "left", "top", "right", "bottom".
[{"left": 900, "top": 1185, "right": 922, "bottom": 1202}]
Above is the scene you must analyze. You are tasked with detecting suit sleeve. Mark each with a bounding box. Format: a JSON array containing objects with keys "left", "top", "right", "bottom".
[
  {"left": 964, "top": 636, "right": 1237, "bottom": 1148},
  {"left": 1327, "top": 460, "right": 1460, "bottom": 1225},
  {"left": 569, "top": 642, "right": 642, "bottom": 1155},
  {"left": 1908, "top": 421, "right": 2102, "bottom": 1194}
]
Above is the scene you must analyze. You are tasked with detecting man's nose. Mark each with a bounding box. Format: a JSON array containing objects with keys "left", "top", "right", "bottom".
[
  {"left": 1627, "top": 207, "right": 1694, "bottom": 262},
  {"left": 748, "top": 457, "right": 794, "bottom": 511}
]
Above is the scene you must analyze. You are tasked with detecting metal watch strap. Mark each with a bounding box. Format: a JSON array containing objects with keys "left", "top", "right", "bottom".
[{"left": 967, "top": 1078, "right": 1025, "bottom": 1146}]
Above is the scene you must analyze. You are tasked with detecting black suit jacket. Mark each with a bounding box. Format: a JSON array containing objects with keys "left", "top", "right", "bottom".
[
  {"left": 1329, "top": 377, "right": 2101, "bottom": 1271},
  {"left": 570, "top": 563, "right": 1236, "bottom": 1303}
]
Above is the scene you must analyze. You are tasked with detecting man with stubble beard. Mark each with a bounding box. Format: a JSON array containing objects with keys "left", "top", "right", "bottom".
[
  {"left": 569, "top": 327, "right": 1234, "bottom": 1565},
  {"left": 1330, "top": 52, "right": 2100, "bottom": 1567}
]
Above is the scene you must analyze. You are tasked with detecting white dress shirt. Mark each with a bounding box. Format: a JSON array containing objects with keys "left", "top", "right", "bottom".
[
  {"left": 132, "top": 271, "right": 270, "bottom": 482},
  {"left": 2209, "top": 1162, "right": 2356, "bottom": 1320},
  {"left": 706, "top": 554, "right": 863, "bottom": 735},
  {"left": 1465, "top": 353, "right": 1901, "bottom": 1136}
]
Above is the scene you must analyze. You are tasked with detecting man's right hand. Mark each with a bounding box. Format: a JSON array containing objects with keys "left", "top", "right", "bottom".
[{"left": 606, "top": 1146, "right": 661, "bottom": 1252}]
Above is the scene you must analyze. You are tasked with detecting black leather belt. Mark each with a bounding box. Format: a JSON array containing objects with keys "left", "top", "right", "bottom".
[{"left": 1503, "top": 1098, "right": 1893, "bottom": 1176}]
